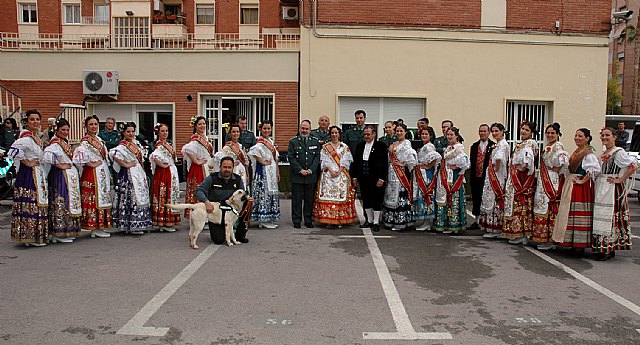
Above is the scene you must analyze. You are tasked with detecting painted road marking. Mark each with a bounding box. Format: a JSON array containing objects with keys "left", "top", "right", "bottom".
[
  {"left": 361, "top": 227, "right": 452, "bottom": 340},
  {"left": 632, "top": 235, "right": 640, "bottom": 240},
  {"left": 117, "top": 244, "right": 220, "bottom": 337},
  {"left": 339, "top": 235, "right": 395, "bottom": 239},
  {"left": 466, "top": 210, "right": 475, "bottom": 219},
  {"left": 526, "top": 248, "right": 640, "bottom": 318}
]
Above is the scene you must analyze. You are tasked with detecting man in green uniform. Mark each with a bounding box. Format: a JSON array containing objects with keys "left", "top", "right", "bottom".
[
  {"left": 379, "top": 120, "right": 398, "bottom": 148},
  {"left": 237, "top": 116, "right": 257, "bottom": 149},
  {"left": 344, "top": 109, "right": 366, "bottom": 154},
  {"left": 310, "top": 115, "right": 331, "bottom": 145},
  {"left": 287, "top": 120, "right": 321, "bottom": 228},
  {"left": 98, "top": 117, "right": 120, "bottom": 150}
]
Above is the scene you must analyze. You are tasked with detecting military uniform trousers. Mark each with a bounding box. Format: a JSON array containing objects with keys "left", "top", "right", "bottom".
[{"left": 291, "top": 182, "right": 316, "bottom": 225}]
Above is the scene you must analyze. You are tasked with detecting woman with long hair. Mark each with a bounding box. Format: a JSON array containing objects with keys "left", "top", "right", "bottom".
[
  {"left": 73, "top": 115, "right": 112, "bottom": 238},
  {"left": 591, "top": 127, "right": 637, "bottom": 260},
  {"left": 434, "top": 126, "right": 470, "bottom": 234},
  {"left": 9, "top": 109, "right": 49, "bottom": 246},
  {"left": 249, "top": 120, "right": 280, "bottom": 228},
  {"left": 552, "top": 128, "right": 600, "bottom": 252},
  {"left": 532, "top": 123, "right": 568, "bottom": 250},
  {"left": 480, "top": 123, "right": 510, "bottom": 238},
  {"left": 181, "top": 116, "right": 213, "bottom": 218},
  {"left": 312, "top": 125, "right": 356, "bottom": 228},
  {"left": 214, "top": 123, "right": 250, "bottom": 191},
  {"left": 383, "top": 123, "right": 418, "bottom": 231},
  {"left": 503, "top": 121, "right": 538, "bottom": 244},
  {"left": 43, "top": 118, "right": 81, "bottom": 243},
  {"left": 412, "top": 129, "right": 440, "bottom": 231},
  {"left": 150, "top": 123, "right": 181, "bottom": 232},
  {"left": 110, "top": 122, "right": 152, "bottom": 234}
]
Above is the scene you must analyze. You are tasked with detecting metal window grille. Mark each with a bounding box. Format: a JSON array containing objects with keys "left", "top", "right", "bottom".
[
  {"left": 505, "top": 100, "right": 548, "bottom": 151},
  {"left": 57, "top": 104, "right": 86, "bottom": 144},
  {"left": 113, "top": 17, "right": 149, "bottom": 48}
]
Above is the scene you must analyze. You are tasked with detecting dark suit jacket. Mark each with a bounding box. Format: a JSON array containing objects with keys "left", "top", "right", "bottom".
[
  {"left": 350, "top": 140, "right": 388, "bottom": 182},
  {"left": 469, "top": 139, "right": 495, "bottom": 180}
]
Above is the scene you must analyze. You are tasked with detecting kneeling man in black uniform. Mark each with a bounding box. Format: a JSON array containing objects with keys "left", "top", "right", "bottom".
[{"left": 195, "top": 156, "right": 252, "bottom": 244}]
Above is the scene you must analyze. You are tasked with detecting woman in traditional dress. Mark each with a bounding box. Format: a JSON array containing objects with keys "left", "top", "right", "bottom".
[
  {"left": 213, "top": 124, "right": 250, "bottom": 191},
  {"left": 110, "top": 122, "right": 152, "bottom": 234},
  {"left": 312, "top": 126, "right": 356, "bottom": 228},
  {"left": 43, "top": 118, "right": 81, "bottom": 243},
  {"left": 181, "top": 116, "right": 214, "bottom": 218},
  {"left": 503, "top": 121, "right": 538, "bottom": 245},
  {"left": 532, "top": 123, "right": 569, "bottom": 250},
  {"left": 480, "top": 123, "right": 510, "bottom": 238},
  {"left": 9, "top": 109, "right": 49, "bottom": 246},
  {"left": 249, "top": 120, "right": 280, "bottom": 228},
  {"left": 552, "top": 128, "right": 600, "bottom": 253},
  {"left": 383, "top": 123, "right": 418, "bottom": 231},
  {"left": 150, "top": 123, "right": 181, "bottom": 232},
  {"left": 412, "top": 129, "right": 440, "bottom": 231},
  {"left": 434, "top": 127, "right": 470, "bottom": 234},
  {"left": 73, "top": 115, "right": 112, "bottom": 238},
  {"left": 591, "top": 127, "right": 637, "bottom": 260}
]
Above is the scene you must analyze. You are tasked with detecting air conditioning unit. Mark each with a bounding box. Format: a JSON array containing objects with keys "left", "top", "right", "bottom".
[
  {"left": 83, "top": 70, "right": 119, "bottom": 95},
  {"left": 282, "top": 6, "right": 298, "bottom": 20}
]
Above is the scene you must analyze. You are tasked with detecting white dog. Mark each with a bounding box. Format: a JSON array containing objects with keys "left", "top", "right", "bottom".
[{"left": 167, "top": 189, "right": 248, "bottom": 249}]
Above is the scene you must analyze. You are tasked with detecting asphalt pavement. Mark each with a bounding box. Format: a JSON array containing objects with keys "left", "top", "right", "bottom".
[{"left": 1, "top": 197, "right": 640, "bottom": 345}]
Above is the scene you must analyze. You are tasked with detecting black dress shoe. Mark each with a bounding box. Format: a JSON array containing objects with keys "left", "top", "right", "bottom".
[
  {"left": 237, "top": 237, "right": 249, "bottom": 243},
  {"left": 293, "top": 223, "right": 301, "bottom": 229},
  {"left": 372, "top": 224, "right": 380, "bottom": 232},
  {"left": 466, "top": 222, "right": 480, "bottom": 230},
  {"left": 359, "top": 222, "right": 372, "bottom": 228},
  {"left": 305, "top": 223, "right": 314, "bottom": 228}
]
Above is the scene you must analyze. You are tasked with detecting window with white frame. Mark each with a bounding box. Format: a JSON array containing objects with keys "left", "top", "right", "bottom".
[
  {"left": 64, "top": 4, "right": 81, "bottom": 24},
  {"left": 94, "top": 4, "right": 110, "bottom": 24},
  {"left": 196, "top": 5, "right": 215, "bottom": 24},
  {"left": 338, "top": 96, "right": 426, "bottom": 136},
  {"left": 240, "top": 5, "right": 258, "bottom": 25},
  {"left": 19, "top": 3, "right": 37, "bottom": 23},
  {"left": 505, "top": 100, "right": 550, "bottom": 149}
]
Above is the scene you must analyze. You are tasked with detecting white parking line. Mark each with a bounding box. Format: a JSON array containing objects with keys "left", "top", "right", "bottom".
[
  {"left": 632, "top": 235, "right": 640, "bottom": 240},
  {"left": 465, "top": 210, "right": 475, "bottom": 219},
  {"left": 117, "top": 244, "right": 221, "bottom": 337},
  {"left": 361, "top": 227, "right": 452, "bottom": 340},
  {"left": 339, "top": 235, "right": 395, "bottom": 239},
  {"left": 526, "top": 247, "right": 640, "bottom": 318}
]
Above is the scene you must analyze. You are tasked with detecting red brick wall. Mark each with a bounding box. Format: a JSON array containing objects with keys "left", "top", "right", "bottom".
[
  {"left": 506, "top": 0, "right": 611, "bottom": 34},
  {"left": 0, "top": 80, "right": 299, "bottom": 151},
  {"left": 82, "top": 0, "right": 93, "bottom": 19},
  {"left": 304, "top": 0, "right": 482, "bottom": 29},
  {"left": 0, "top": 0, "right": 19, "bottom": 32},
  {"left": 216, "top": 0, "right": 239, "bottom": 33},
  {"left": 37, "top": 0, "right": 61, "bottom": 33}
]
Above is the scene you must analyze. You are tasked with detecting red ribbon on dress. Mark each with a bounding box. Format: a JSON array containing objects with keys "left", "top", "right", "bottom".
[
  {"left": 225, "top": 141, "right": 251, "bottom": 183},
  {"left": 390, "top": 148, "right": 413, "bottom": 202},
  {"left": 49, "top": 137, "right": 73, "bottom": 160},
  {"left": 21, "top": 131, "right": 43, "bottom": 149},
  {"left": 440, "top": 157, "right": 465, "bottom": 207},
  {"left": 82, "top": 135, "right": 107, "bottom": 159},
  {"left": 509, "top": 164, "right": 535, "bottom": 204},
  {"left": 257, "top": 137, "right": 277, "bottom": 161},
  {"left": 487, "top": 161, "right": 506, "bottom": 208},
  {"left": 157, "top": 140, "right": 176, "bottom": 162},
  {"left": 191, "top": 133, "right": 214, "bottom": 156},
  {"left": 415, "top": 165, "right": 437, "bottom": 205},
  {"left": 120, "top": 140, "right": 143, "bottom": 164},
  {"left": 539, "top": 162, "right": 564, "bottom": 214},
  {"left": 323, "top": 143, "right": 351, "bottom": 178}
]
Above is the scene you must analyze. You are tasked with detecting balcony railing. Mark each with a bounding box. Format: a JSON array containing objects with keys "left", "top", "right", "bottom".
[
  {"left": 0, "top": 31, "right": 300, "bottom": 51},
  {"left": 81, "top": 16, "right": 110, "bottom": 25}
]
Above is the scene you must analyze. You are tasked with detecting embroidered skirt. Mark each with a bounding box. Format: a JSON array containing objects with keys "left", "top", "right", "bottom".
[
  {"left": 112, "top": 168, "right": 152, "bottom": 230},
  {"left": 151, "top": 166, "right": 181, "bottom": 227},
  {"left": 560, "top": 177, "right": 594, "bottom": 248},
  {"left": 312, "top": 180, "right": 357, "bottom": 225},
  {"left": 592, "top": 183, "right": 632, "bottom": 254},
  {"left": 251, "top": 165, "right": 280, "bottom": 224},
  {"left": 48, "top": 166, "right": 80, "bottom": 237},
  {"left": 184, "top": 164, "right": 206, "bottom": 219},
  {"left": 434, "top": 185, "right": 466, "bottom": 232},
  {"left": 383, "top": 189, "right": 414, "bottom": 229},
  {"left": 12, "top": 165, "right": 48, "bottom": 243},
  {"left": 80, "top": 166, "right": 112, "bottom": 230},
  {"left": 503, "top": 170, "right": 535, "bottom": 239}
]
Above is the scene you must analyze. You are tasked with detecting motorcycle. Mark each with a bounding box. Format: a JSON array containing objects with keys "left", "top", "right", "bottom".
[{"left": 0, "top": 146, "right": 16, "bottom": 199}]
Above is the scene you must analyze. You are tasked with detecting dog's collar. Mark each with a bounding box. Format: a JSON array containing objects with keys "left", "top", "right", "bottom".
[{"left": 219, "top": 204, "right": 240, "bottom": 216}]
